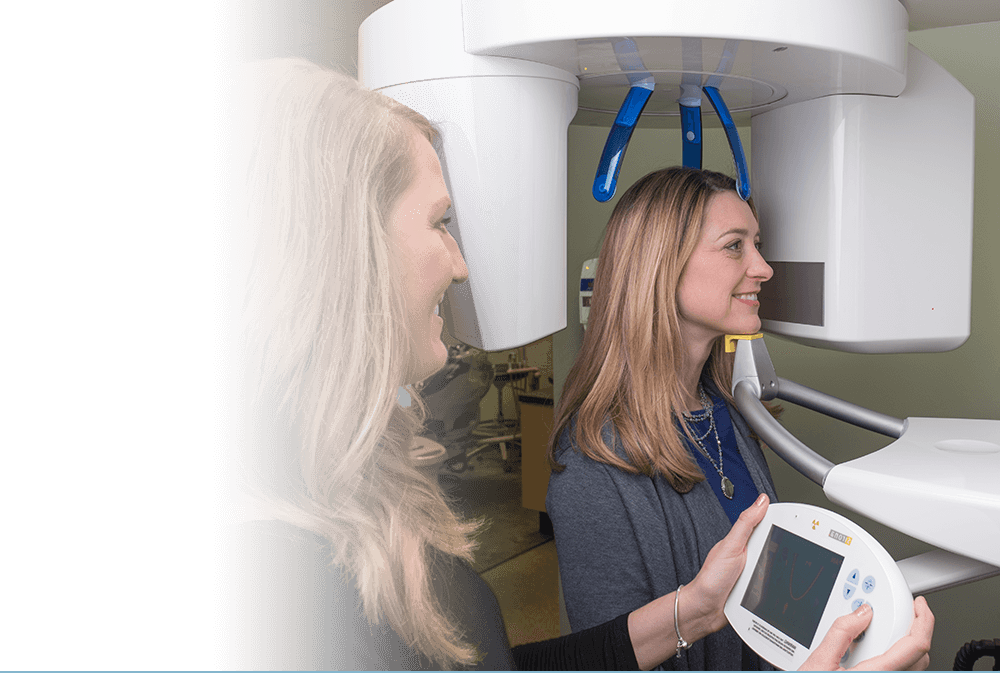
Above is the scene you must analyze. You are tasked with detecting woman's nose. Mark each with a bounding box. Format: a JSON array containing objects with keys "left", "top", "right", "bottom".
[
  {"left": 750, "top": 247, "right": 773, "bottom": 281},
  {"left": 449, "top": 237, "right": 469, "bottom": 283}
]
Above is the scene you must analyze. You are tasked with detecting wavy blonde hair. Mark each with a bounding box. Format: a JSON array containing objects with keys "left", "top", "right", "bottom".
[
  {"left": 550, "top": 167, "right": 756, "bottom": 493},
  {"left": 238, "top": 58, "right": 478, "bottom": 667}
]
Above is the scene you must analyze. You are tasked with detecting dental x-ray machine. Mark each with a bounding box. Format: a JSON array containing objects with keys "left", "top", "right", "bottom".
[{"left": 360, "top": 0, "right": 1000, "bottom": 651}]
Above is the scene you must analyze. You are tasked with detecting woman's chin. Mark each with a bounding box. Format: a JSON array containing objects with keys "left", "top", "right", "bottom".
[
  {"left": 725, "top": 318, "right": 763, "bottom": 336},
  {"left": 407, "top": 338, "right": 449, "bottom": 385}
]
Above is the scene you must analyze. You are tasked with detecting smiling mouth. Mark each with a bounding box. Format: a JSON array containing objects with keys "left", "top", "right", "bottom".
[{"left": 734, "top": 293, "right": 758, "bottom": 301}]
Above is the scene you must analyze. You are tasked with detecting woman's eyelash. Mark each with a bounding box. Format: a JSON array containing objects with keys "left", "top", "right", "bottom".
[
  {"left": 435, "top": 216, "right": 452, "bottom": 231},
  {"left": 725, "top": 239, "right": 762, "bottom": 252}
]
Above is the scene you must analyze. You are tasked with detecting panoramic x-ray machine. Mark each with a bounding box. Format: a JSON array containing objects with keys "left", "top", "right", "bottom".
[{"left": 361, "top": 0, "right": 1000, "bottom": 660}]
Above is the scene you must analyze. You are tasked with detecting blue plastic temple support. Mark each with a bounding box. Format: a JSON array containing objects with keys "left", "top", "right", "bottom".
[
  {"left": 679, "top": 88, "right": 702, "bottom": 169},
  {"left": 703, "top": 85, "right": 750, "bottom": 200},
  {"left": 678, "top": 41, "right": 703, "bottom": 170},
  {"left": 592, "top": 86, "right": 652, "bottom": 202},
  {"left": 593, "top": 39, "right": 654, "bottom": 202},
  {"left": 679, "top": 103, "right": 702, "bottom": 168}
]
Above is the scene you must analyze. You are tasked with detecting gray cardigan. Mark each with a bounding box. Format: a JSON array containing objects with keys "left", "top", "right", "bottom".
[{"left": 546, "top": 400, "right": 778, "bottom": 671}]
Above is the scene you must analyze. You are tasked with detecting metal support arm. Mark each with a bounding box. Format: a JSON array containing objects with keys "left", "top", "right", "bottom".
[
  {"left": 775, "top": 378, "right": 906, "bottom": 439},
  {"left": 733, "top": 380, "right": 834, "bottom": 486},
  {"left": 729, "top": 335, "right": 903, "bottom": 484}
]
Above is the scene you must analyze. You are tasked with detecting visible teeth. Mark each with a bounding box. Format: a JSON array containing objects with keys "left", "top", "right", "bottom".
[{"left": 735, "top": 293, "right": 758, "bottom": 301}]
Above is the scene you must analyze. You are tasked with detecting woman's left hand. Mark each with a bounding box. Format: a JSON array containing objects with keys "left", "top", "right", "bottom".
[
  {"left": 801, "top": 596, "right": 934, "bottom": 671},
  {"left": 684, "top": 492, "right": 769, "bottom": 632}
]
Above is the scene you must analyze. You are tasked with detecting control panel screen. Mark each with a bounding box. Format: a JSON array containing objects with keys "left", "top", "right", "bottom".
[{"left": 740, "top": 525, "right": 844, "bottom": 648}]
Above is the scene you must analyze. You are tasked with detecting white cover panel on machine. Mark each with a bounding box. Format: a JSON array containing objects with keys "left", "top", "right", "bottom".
[
  {"left": 752, "top": 45, "right": 974, "bottom": 353},
  {"left": 824, "top": 417, "right": 1000, "bottom": 567},
  {"left": 380, "top": 76, "right": 577, "bottom": 350},
  {"left": 360, "top": 0, "right": 578, "bottom": 350}
]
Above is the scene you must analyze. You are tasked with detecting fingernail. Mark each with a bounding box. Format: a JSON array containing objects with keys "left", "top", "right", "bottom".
[
  {"left": 856, "top": 603, "right": 871, "bottom": 616},
  {"left": 756, "top": 493, "right": 767, "bottom": 506}
]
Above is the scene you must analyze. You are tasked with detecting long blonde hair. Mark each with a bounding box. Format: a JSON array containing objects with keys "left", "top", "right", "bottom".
[
  {"left": 550, "top": 167, "right": 756, "bottom": 493},
  {"left": 238, "top": 58, "right": 478, "bottom": 667}
]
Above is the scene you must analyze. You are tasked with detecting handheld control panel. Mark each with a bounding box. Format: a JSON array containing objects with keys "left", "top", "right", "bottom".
[{"left": 725, "top": 503, "right": 913, "bottom": 670}]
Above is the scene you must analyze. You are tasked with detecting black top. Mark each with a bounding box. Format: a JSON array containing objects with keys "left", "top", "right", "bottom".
[{"left": 227, "top": 520, "right": 638, "bottom": 670}]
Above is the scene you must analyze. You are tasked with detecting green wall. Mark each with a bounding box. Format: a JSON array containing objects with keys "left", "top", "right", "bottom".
[{"left": 555, "top": 22, "right": 1000, "bottom": 670}]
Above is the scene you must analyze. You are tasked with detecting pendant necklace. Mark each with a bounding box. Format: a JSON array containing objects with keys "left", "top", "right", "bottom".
[{"left": 684, "top": 383, "right": 735, "bottom": 499}]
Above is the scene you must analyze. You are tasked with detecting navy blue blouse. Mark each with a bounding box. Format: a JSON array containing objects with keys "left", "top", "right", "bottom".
[{"left": 682, "top": 389, "right": 760, "bottom": 523}]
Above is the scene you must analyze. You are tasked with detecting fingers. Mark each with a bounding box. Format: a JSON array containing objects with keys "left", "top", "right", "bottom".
[
  {"left": 687, "top": 494, "right": 770, "bottom": 633},
  {"left": 717, "top": 493, "right": 769, "bottom": 555},
  {"left": 897, "top": 597, "right": 934, "bottom": 671},
  {"left": 908, "top": 597, "right": 935, "bottom": 646},
  {"left": 849, "top": 598, "right": 935, "bottom": 671},
  {"left": 797, "top": 595, "right": 935, "bottom": 671},
  {"left": 800, "top": 603, "right": 873, "bottom": 670}
]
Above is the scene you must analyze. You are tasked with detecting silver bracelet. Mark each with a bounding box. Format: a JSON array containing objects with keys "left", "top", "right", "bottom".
[{"left": 675, "top": 583, "right": 691, "bottom": 658}]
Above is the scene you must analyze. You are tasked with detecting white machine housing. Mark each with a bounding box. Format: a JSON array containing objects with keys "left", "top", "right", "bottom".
[
  {"left": 726, "top": 502, "right": 914, "bottom": 671},
  {"left": 360, "top": 0, "right": 577, "bottom": 350},
  {"left": 824, "top": 417, "right": 1000, "bottom": 567},
  {"left": 753, "top": 46, "right": 974, "bottom": 353},
  {"left": 360, "top": 0, "right": 977, "bottom": 352}
]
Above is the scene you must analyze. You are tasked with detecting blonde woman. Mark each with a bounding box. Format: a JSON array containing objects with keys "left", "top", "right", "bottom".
[
  {"left": 229, "top": 59, "right": 932, "bottom": 670},
  {"left": 546, "top": 167, "right": 934, "bottom": 670}
]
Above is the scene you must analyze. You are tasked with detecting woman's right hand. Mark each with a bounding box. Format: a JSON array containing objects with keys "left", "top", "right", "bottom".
[
  {"left": 628, "top": 493, "right": 770, "bottom": 669},
  {"left": 801, "top": 596, "right": 934, "bottom": 671},
  {"left": 684, "top": 492, "right": 770, "bottom": 634}
]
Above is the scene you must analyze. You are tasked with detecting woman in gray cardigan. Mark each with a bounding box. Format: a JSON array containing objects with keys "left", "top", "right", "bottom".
[{"left": 547, "top": 168, "right": 931, "bottom": 670}]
